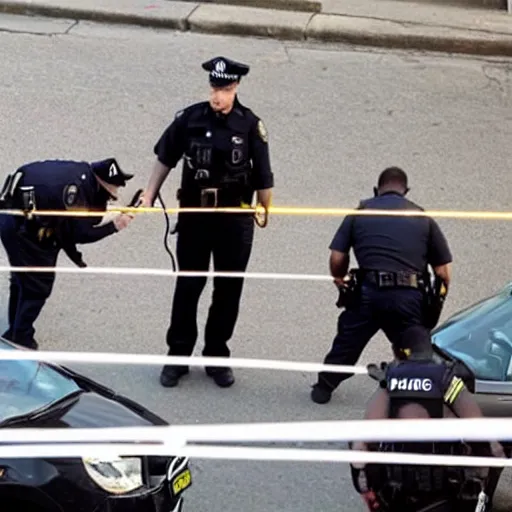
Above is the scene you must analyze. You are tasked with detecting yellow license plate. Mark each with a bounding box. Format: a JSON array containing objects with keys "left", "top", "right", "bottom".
[{"left": 172, "top": 469, "right": 192, "bottom": 496}]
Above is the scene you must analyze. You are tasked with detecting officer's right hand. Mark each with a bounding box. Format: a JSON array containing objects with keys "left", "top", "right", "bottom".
[
  {"left": 113, "top": 213, "right": 134, "bottom": 231},
  {"left": 334, "top": 276, "right": 350, "bottom": 289},
  {"left": 138, "top": 191, "right": 154, "bottom": 208}
]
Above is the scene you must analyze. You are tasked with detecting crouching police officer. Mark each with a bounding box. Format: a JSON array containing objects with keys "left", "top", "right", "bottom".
[
  {"left": 0, "top": 158, "right": 134, "bottom": 349},
  {"left": 349, "top": 325, "right": 506, "bottom": 512},
  {"left": 141, "top": 56, "right": 274, "bottom": 388},
  {"left": 312, "top": 166, "right": 453, "bottom": 404}
]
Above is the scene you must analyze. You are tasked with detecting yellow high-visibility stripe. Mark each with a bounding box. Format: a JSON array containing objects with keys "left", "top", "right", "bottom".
[{"left": 444, "top": 377, "right": 465, "bottom": 404}]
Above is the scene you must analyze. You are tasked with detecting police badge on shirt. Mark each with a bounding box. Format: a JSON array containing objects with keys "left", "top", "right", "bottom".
[
  {"left": 63, "top": 184, "right": 79, "bottom": 208},
  {"left": 231, "top": 135, "right": 245, "bottom": 165}
]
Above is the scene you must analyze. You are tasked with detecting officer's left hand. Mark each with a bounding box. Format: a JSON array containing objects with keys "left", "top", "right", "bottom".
[
  {"left": 113, "top": 213, "right": 134, "bottom": 231},
  {"left": 254, "top": 204, "right": 268, "bottom": 228}
]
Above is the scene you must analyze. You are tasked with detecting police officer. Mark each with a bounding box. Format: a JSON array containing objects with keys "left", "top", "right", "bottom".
[
  {"left": 140, "top": 56, "right": 274, "bottom": 388},
  {"left": 0, "top": 158, "right": 134, "bottom": 349},
  {"left": 349, "top": 325, "right": 505, "bottom": 512},
  {"left": 311, "top": 166, "right": 453, "bottom": 404}
]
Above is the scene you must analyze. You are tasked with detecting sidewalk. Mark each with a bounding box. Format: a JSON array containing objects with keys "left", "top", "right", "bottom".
[{"left": 0, "top": 0, "right": 511, "bottom": 57}]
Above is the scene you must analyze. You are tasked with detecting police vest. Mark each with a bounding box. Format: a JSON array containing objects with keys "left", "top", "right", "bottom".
[
  {"left": 181, "top": 105, "right": 252, "bottom": 193},
  {"left": 365, "top": 360, "right": 467, "bottom": 503},
  {"left": 385, "top": 359, "right": 449, "bottom": 419}
]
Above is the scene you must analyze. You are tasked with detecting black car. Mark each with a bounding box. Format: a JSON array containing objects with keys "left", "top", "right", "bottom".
[{"left": 0, "top": 337, "right": 192, "bottom": 512}]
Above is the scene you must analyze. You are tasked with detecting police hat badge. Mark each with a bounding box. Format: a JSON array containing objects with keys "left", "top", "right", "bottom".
[
  {"left": 91, "top": 158, "right": 133, "bottom": 187},
  {"left": 202, "top": 56, "right": 250, "bottom": 87}
]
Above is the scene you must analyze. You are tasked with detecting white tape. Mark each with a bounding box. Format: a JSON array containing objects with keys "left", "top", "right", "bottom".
[
  {"left": 0, "top": 265, "right": 332, "bottom": 281},
  {"left": 1, "top": 418, "right": 512, "bottom": 445},
  {"left": 181, "top": 445, "right": 511, "bottom": 468},
  {"left": 0, "top": 442, "right": 509, "bottom": 467},
  {"left": 0, "top": 349, "right": 368, "bottom": 374},
  {"left": 0, "top": 441, "right": 184, "bottom": 459}
]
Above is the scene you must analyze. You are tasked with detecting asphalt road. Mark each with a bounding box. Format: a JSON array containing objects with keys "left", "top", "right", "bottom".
[{"left": 0, "top": 12, "right": 511, "bottom": 511}]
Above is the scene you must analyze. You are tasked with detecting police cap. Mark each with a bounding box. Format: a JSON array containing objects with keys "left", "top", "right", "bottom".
[
  {"left": 91, "top": 158, "right": 133, "bottom": 187},
  {"left": 395, "top": 325, "right": 434, "bottom": 361},
  {"left": 201, "top": 56, "right": 250, "bottom": 87}
]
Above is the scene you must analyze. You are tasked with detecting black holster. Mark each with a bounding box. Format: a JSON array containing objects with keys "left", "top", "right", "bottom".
[
  {"left": 423, "top": 274, "right": 448, "bottom": 329},
  {"left": 0, "top": 171, "right": 24, "bottom": 210},
  {"left": 336, "top": 269, "right": 360, "bottom": 309}
]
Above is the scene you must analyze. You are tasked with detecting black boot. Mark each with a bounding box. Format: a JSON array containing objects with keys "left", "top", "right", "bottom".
[
  {"left": 310, "top": 382, "right": 333, "bottom": 404},
  {"left": 160, "top": 365, "right": 189, "bottom": 387},
  {"left": 205, "top": 366, "right": 235, "bottom": 388}
]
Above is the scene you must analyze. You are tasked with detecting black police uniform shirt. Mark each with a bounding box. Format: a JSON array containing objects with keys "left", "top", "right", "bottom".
[
  {"left": 330, "top": 192, "right": 452, "bottom": 273},
  {"left": 17, "top": 160, "right": 117, "bottom": 244},
  {"left": 153, "top": 96, "right": 274, "bottom": 207}
]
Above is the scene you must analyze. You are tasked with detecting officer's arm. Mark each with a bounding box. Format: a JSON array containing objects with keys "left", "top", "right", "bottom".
[
  {"left": 145, "top": 113, "right": 188, "bottom": 205},
  {"left": 144, "top": 160, "right": 171, "bottom": 207},
  {"left": 67, "top": 217, "right": 117, "bottom": 244},
  {"left": 365, "top": 388, "right": 390, "bottom": 420},
  {"left": 427, "top": 218, "right": 453, "bottom": 287},
  {"left": 329, "top": 216, "right": 354, "bottom": 279},
  {"left": 351, "top": 389, "right": 389, "bottom": 453},
  {"left": 444, "top": 375, "right": 506, "bottom": 458},
  {"left": 249, "top": 117, "right": 274, "bottom": 211},
  {"left": 59, "top": 185, "right": 117, "bottom": 244}
]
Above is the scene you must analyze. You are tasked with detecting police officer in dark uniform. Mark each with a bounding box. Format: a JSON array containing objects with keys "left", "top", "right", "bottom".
[
  {"left": 311, "top": 167, "right": 453, "bottom": 404},
  {"left": 0, "top": 158, "right": 134, "bottom": 349},
  {"left": 349, "top": 325, "right": 505, "bottom": 512},
  {"left": 140, "top": 56, "right": 274, "bottom": 388}
]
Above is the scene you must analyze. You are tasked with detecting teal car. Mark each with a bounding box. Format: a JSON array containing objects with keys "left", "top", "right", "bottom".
[{"left": 432, "top": 281, "right": 512, "bottom": 420}]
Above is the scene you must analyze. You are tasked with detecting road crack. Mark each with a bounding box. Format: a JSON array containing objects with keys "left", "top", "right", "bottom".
[
  {"left": 64, "top": 19, "right": 79, "bottom": 34},
  {"left": 482, "top": 64, "right": 505, "bottom": 95},
  {"left": 0, "top": 18, "right": 79, "bottom": 37}
]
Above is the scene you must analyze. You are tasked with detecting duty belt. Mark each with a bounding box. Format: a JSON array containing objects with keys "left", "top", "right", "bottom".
[
  {"left": 177, "top": 187, "right": 244, "bottom": 208},
  {"left": 361, "top": 270, "right": 425, "bottom": 289}
]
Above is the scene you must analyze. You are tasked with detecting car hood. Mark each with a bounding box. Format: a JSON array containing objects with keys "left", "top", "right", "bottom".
[{"left": 55, "top": 390, "right": 161, "bottom": 428}]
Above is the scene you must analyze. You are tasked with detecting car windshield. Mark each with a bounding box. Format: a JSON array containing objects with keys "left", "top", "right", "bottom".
[
  {"left": 0, "top": 338, "right": 81, "bottom": 424},
  {"left": 432, "top": 283, "right": 512, "bottom": 382}
]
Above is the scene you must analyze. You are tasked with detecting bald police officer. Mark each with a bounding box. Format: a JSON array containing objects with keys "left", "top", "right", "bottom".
[
  {"left": 349, "top": 326, "right": 505, "bottom": 512},
  {"left": 141, "top": 56, "right": 274, "bottom": 388},
  {"left": 312, "top": 167, "right": 453, "bottom": 404},
  {"left": 0, "top": 158, "right": 134, "bottom": 349}
]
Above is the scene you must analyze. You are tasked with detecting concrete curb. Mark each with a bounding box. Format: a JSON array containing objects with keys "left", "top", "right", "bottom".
[
  {"left": 0, "top": 1, "right": 193, "bottom": 30},
  {"left": 0, "top": 0, "right": 511, "bottom": 57},
  {"left": 187, "top": 4, "right": 314, "bottom": 40},
  {"left": 174, "top": 0, "right": 322, "bottom": 14},
  {"left": 307, "top": 14, "right": 512, "bottom": 57}
]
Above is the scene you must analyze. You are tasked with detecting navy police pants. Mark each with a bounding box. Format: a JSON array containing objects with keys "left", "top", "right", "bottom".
[
  {"left": 318, "top": 283, "right": 426, "bottom": 390},
  {"left": 0, "top": 215, "right": 58, "bottom": 348},
  {"left": 165, "top": 212, "right": 254, "bottom": 361}
]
